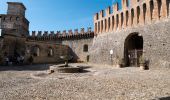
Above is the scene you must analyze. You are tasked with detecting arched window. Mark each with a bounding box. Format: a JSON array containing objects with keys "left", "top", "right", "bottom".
[
  {"left": 167, "top": 0, "right": 170, "bottom": 16},
  {"left": 131, "top": 9, "right": 134, "bottom": 25},
  {"left": 101, "top": 20, "right": 103, "bottom": 32},
  {"left": 16, "top": 17, "right": 19, "bottom": 21},
  {"left": 33, "top": 46, "right": 40, "bottom": 57},
  {"left": 143, "top": 3, "right": 147, "bottom": 23},
  {"left": 108, "top": 17, "right": 111, "bottom": 30},
  {"left": 112, "top": 16, "right": 115, "bottom": 30},
  {"left": 10, "top": 17, "right": 12, "bottom": 21},
  {"left": 95, "top": 23, "right": 97, "bottom": 33},
  {"left": 121, "top": 12, "right": 124, "bottom": 28},
  {"left": 3, "top": 17, "right": 6, "bottom": 21},
  {"left": 157, "top": 0, "right": 162, "bottom": 19},
  {"left": 48, "top": 48, "right": 53, "bottom": 57},
  {"left": 83, "top": 44, "right": 88, "bottom": 52},
  {"left": 105, "top": 19, "right": 107, "bottom": 31},
  {"left": 137, "top": 6, "right": 140, "bottom": 24},
  {"left": 98, "top": 21, "right": 100, "bottom": 33},
  {"left": 150, "top": 0, "right": 154, "bottom": 20},
  {"left": 116, "top": 14, "right": 119, "bottom": 29},
  {"left": 126, "top": 11, "right": 129, "bottom": 26}
]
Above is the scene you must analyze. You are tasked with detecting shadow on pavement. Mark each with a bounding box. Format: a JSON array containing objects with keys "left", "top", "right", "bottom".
[
  {"left": 153, "top": 96, "right": 170, "bottom": 100},
  {"left": 0, "top": 64, "right": 51, "bottom": 71},
  {"left": 159, "top": 97, "right": 170, "bottom": 100}
]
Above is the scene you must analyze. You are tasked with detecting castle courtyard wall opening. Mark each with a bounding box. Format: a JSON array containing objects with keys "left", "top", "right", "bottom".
[{"left": 124, "top": 33, "right": 143, "bottom": 67}]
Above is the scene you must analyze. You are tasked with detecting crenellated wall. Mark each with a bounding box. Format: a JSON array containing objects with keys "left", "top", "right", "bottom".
[
  {"left": 1, "top": 1, "right": 170, "bottom": 67},
  {"left": 27, "top": 27, "right": 95, "bottom": 62},
  {"left": 29, "top": 27, "right": 94, "bottom": 41},
  {"left": 94, "top": 0, "right": 170, "bottom": 35},
  {"left": 90, "top": 0, "right": 170, "bottom": 69}
]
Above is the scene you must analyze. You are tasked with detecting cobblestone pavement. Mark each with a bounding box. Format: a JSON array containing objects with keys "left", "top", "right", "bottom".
[{"left": 0, "top": 64, "right": 170, "bottom": 100}]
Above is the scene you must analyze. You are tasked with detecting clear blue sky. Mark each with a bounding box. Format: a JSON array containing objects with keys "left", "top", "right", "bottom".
[{"left": 0, "top": 0, "right": 121, "bottom": 32}]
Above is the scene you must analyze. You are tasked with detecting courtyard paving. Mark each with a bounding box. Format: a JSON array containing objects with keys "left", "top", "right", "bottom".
[{"left": 0, "top": 63, "right": 170, "bottom": 100}]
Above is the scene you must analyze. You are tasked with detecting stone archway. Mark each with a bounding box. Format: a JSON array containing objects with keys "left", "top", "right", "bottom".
[{"left": 124, "top": 33, "right": 143, "bottom": 67}]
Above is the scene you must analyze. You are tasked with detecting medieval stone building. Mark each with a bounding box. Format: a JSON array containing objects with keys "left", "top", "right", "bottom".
[
  {"left": 0, "top": 0, "right": 169, "bottom": 69},
  {"left": 0, "top": 2, "right": 94, "bottom": 64},
  {"left": 91, "top": 0, "right": 170, "bottom": 69}
]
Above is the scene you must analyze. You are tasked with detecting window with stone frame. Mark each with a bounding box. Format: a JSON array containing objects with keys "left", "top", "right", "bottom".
[
  {"left": 16, "top": 17, "right": 20, "bottom": 21},
  {"left": 83, "top": 44, "right": 88, "bottom": 52},
  {"left": 48, "top": 48, "right": 53, "bottom": 57},
  {"left": 33, "top": 46, "right": 40, "bottom": 57}
]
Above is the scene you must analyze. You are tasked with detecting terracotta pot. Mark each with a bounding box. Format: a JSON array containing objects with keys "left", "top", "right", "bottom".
[
  {"left": 47, "top": 69, "right": 54, "bottom": 74},
  {"left": 116, "top": 64, "right": 121, "bottom": 68},
  {"left": 140, "top": 65, "right": 145, "bottom": 70}
]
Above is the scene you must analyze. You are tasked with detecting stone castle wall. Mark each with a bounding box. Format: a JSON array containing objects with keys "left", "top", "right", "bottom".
[
  {"left": 0, "top": 2, "right": 29, "bottom": 37},
  {"left": 1, "top": 1, "right": 170, "bottom": 68},
  {"left": 90, "top": 0, "right": 170, "bottom": 69},
  {"left": 94, "top": 0, "right": 169, "bottom": 34},
  {"left": 25, "top": 40, "right": 69, "bottom": 64},
  {"left": 90, "top": 18, "right": 170, "bottom": 69},
  {"left": 29, "top": 27, "right": 94, "bottom": 62},
  {"left": 0, "top": 35, "right": 69, "bottom": 65},
  {"left": 0, "top": 2, "right": 95, "bottom": 64},
  {"left": 62, "top": 38, "right": 93, "bottom": 62},
  {"left": 0, "top": 38, "right": 3, "bottom": 63}
]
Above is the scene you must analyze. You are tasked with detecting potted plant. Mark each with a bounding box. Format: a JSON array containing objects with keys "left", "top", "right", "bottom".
[
  {"left": 139, "top": 56, "right": 146, "bottom": 70},
  {"left": 115, "top": 55, "right": 120, "bottom": 68},
  {"left": 116, "top": 57, "right": 124, "bottom": 68}
]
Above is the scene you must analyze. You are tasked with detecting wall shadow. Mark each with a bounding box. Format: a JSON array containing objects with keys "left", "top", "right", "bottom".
[
  {"left": 152, "top": 96, "right": 170, "bottom": 100},
  {"left": 159, "top": 96, "right": 170, "bottom": 100},
  {"left": 0, "top": 64, "right": 51, "bottom": 71},
  {"left": 68, "top": 47, "right": 79, "bottom": 63}
]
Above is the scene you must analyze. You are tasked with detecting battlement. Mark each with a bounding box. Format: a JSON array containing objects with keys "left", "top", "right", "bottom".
[
  {"left": 94, "top": 0, "right": 170, "bottom": 34},
  {"left": 28, "top": 27, "right": 94, "bottom": 41}
]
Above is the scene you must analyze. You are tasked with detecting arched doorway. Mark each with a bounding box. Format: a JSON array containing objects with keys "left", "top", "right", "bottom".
[{"left": 124, "top": 33, "right": 143, "bottom": 67}]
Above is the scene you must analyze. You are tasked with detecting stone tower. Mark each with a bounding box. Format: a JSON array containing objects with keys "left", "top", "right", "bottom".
[
  {"left": 0, "top": 2, "right": 29, "bottom": 37},
  {"left": 7, "top": 2, "right": 26, "bottom": 17}
]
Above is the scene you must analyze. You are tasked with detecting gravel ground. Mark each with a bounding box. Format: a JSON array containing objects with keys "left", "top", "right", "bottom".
[{"left": 0, "top": 64, "right": 170, "bottom": 100}]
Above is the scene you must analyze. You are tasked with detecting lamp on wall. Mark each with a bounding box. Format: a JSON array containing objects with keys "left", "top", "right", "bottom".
[
  {"left": 138, "top": 33, "right": 142, "bottom": 36},
  {"left": 110, "top": 49, "right": 113, "bottom": 55}
]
